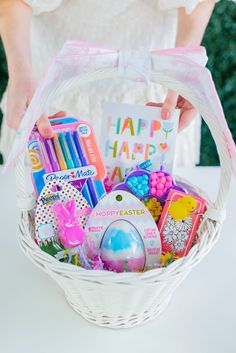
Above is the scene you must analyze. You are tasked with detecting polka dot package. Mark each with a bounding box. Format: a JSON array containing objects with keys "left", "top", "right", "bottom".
[{"left": 35, "top": 179, "right": 91, "bottom": 257}]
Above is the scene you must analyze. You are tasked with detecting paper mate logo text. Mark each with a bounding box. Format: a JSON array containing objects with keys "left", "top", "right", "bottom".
[
  {"left": 43, "top": 166, "right": 97, "bottom": 183},
  {"left": 40, "top": 193, "right": 60, "bottom": 205}
]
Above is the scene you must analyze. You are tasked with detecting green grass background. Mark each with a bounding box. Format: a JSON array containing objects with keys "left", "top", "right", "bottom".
[{"left": 0, "top": 0, "right": 235, "bottom": 165}]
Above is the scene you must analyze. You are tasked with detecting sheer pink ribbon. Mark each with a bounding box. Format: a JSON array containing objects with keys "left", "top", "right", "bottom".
[{"left": 3, "top": 41, "right": 236, "bottom": 176}]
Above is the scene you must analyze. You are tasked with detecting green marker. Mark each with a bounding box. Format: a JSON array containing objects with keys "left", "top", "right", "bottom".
[{"left": 59, "top": 133, "right": 75, "bottom": 169}]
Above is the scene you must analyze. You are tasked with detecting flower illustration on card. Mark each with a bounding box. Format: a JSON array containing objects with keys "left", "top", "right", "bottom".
[{"left": 162, "top": 120, "right": 174, "bottom": 139}]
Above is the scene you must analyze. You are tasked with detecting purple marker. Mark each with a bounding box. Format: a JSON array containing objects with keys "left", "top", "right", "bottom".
[
  {"left": 37, "top": 135, "right": 53, "bottom": 173},
  {"left": 45, "top": 138, "right": 60, "bottom": 172}
]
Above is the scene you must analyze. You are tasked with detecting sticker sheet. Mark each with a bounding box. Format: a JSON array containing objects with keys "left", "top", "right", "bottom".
[{"left": 158, "top": 189, "right": 207, "bottom": 257}]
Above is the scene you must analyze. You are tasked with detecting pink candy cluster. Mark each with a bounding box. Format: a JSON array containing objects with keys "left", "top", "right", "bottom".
[{"left": 150, "top": 172, "right": 173, "bottom": 198}]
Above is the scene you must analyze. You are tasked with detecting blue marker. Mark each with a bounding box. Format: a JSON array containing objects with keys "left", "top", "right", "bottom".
[
  {"left": 73, "top": 131, "right": 99, "bottom": 207},
  {"left": 59, "top": 133, "right": 75, "bottom": 169},
  {"left": 93, "top": 179, "right": 106, "bottom": 200},
  {"left": 66, "top": 132, "right": 94, "bottom": 208},
  {"left": 65, "top": 132, "right": 80, "bottom": 168}
]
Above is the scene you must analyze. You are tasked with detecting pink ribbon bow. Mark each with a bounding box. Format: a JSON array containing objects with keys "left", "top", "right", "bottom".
[{"left": 3, "top": 40, "right": 236, "bottom": 177}]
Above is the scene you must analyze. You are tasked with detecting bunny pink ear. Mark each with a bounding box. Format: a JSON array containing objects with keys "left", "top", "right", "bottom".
[
  {"left": 66, "top": 199, "right": 77, "bottom": 218},
  {"left": 53, "top": 203, "right": 62, "bottom": 219},
  {"left": 53, "top": 203, "right": 70, "bottom": 221}
]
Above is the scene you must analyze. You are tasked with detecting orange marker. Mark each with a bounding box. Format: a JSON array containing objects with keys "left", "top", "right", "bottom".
[{"left": 52, "top": 134, "right": 67, "bottom": 170}]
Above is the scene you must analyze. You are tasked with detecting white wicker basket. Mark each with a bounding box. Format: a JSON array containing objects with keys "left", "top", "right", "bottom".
[{"left": 14, "top": 56, "right": 232, "bottom": 329}]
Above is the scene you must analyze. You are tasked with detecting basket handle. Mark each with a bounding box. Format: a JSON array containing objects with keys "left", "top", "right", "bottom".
[
  {"left": 158, "top": 73, "right": 232, "bottom": 220},
  {"left": 15, "top": 154, "right": 36, "bottom": 211}
]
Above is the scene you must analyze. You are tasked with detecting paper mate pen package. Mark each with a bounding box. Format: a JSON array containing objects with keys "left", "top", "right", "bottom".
[{"left": 28, "top": 117, "right": 107, "bottom": 207}]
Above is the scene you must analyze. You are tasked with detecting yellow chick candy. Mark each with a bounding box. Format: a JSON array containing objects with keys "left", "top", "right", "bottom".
[
  {"left": 168, "top": 196, "right": 197, "bottom": 221},
  {"left": 143, "top": 197, "right": 162, "bottom": 221}
]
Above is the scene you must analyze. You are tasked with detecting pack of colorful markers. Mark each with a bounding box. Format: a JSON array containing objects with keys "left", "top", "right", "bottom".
[{"left": 28, "top": 103, "right": 207, "bottom": 272}]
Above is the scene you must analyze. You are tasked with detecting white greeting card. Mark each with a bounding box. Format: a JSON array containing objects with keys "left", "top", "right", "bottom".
[{"left": 100, "top": 102, "right": 179, "bottom": 186}]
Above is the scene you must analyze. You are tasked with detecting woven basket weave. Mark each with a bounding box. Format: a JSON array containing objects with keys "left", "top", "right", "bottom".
[{"left": 15, "top": 64, "right": 232, "bottom": 328}]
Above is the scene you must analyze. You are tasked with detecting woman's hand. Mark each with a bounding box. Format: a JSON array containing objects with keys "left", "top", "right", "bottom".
[
  {"left": 6, "top": 74, "right": 67, "bottom": 136},
  {"left": 6, "top": 72, "right": 54, "bottom": 137},
  {"left": 147, "top": 89, "right": 197, "bottom": 131},
  {"left": 153, "top": 1, "right": 215, "bottom": 130},
  {"left": 0, "top": 0, "right": 56, "bottom": 138},
  {"left": 6, "top": 73, "right": 36, "bottom": 130}
]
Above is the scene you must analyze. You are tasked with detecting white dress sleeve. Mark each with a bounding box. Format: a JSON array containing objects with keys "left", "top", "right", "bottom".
[
  {"left": 159, "top": 0, "right": 221, "bottom": 14},
  {"left": 23, "top": 0, "right": 63, "bottom": 15}
]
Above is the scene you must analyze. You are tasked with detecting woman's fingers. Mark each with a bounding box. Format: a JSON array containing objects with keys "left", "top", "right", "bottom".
[
  {"left": 37, "top": 113, "right": 53, "bottom": 138},
  {"left": 6, "top": 73, "right": 67, "bottom": 137},
  {"left": 147, "top": 94, "right": 197, "bottom": 132},
  {"left": 146, "top": 102, "right": 163, "bottom": 108},
  {"left": 37, "top": 111, "right": 67, "bottom": 137},
  {"left": 161, "top": 89, "right": 179, "bottom": 120},
  {"left": 178, "top": 108, "right": 197, "bottom": 131},
  {"left": 48, "top": 111, "right": 67, "bottom": 119},
  {"left": 146, "top": 90, "right": 179, "bottom": 120}
]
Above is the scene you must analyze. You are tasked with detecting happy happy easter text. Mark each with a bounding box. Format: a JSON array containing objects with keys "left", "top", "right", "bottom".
[{"left": 104, "top": 116, "right": 165, "bottom": 182}]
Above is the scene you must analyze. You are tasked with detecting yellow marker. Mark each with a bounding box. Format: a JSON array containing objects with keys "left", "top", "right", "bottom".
[{"left": 52, "top": 134, "right": 67, "bottom": 170}]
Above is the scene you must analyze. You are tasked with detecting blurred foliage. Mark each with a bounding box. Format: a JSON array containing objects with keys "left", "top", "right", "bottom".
[
  {"left": 0, "top": 0, "right": 235, "bottom": 165},
  {"left": 0, "top": 39, "right": 7, "bottom": 164},
  {"left": 200, "top": 0, "right": 236, "bottom": 165}
]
